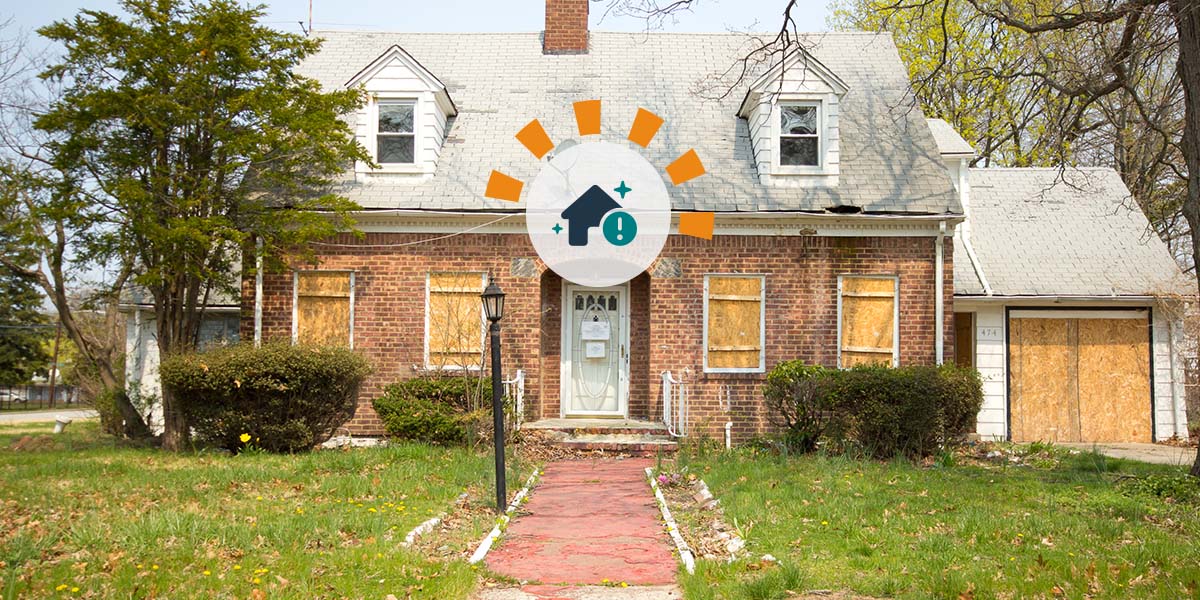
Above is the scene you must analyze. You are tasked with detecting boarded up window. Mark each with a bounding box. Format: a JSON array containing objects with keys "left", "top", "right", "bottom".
[
  {"left": 427, "top": 272, "right": 485, "bottom": 369},
  {"left": 839, "top": 276, "right": 897, "bottom": 367},
  {"left": 704, "top": 275, "right": 764, "bottom": 371},
  {"left": 295, "top": 271, "right": 352, "bottom": 347}
]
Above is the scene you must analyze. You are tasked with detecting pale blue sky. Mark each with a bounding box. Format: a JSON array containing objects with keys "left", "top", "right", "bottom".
[{"left": 5, "top": 0, "right": 832, "bottom": 40}]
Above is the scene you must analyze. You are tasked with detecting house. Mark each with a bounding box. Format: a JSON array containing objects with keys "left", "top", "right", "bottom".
[
  {"left": 236, "top": 0, "right": 1188, "bottom": 444},
  {"left": 928, "top": 120, "right": 1192, "bottom": 443}
]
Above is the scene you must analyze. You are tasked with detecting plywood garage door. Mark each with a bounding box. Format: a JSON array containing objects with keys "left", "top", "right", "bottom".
[{"left": 1009, "top": 312, "right": 1151, "bottom": 443}]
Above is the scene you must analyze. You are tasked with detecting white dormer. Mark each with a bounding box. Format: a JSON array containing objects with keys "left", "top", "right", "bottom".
[
  {"left": 345, "top": 45, "right": 457, "bottom": 177},
  {"left": 738, "top": 49, "right": 849, "bottom": 187}
]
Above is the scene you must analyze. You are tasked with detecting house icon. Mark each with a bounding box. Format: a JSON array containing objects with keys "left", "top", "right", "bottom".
[{"left": 560, "top": 184, "right": 622, "bottom": 247}]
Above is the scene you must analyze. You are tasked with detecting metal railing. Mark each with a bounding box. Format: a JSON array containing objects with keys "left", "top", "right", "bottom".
[
  {"left": 503, "top": 369, "right": 525, "bottom": 431},
  {"left": 661, "top": 370, "right": 688, "bottom": 437}
]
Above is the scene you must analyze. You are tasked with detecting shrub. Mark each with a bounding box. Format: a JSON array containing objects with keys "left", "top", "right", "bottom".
[
  {"left": 762, "top": 360, "right": 838, "bottom": 452},
  {"left": 372, "top": 375, "right": 493, "bottom": 445},
  {"left": 1118, "top": 474, "right": 1200, "bottom": 504},
  {"left": 161, "top": 342, "right": 371, "bottom": 453},
  {"left": 761, "top": 361, "right": 984, "bottom": 459}
]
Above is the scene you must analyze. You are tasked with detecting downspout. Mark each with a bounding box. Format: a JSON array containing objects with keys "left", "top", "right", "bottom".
[
  {"left": 1168, "top": 317, "right": 1184, "bottom": 438},
  {"left": 936, "top": 221, "right": 945, "bottom": 365},
  {"left": 254, "top": 237, "right": 264, "bottom": 346},
  {"left": 957, "top": 158, "right": 993, "bottom": 296}
]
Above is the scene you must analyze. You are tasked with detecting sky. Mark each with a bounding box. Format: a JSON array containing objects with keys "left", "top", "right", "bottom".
[{"left": 4, "top": 0, "right": 833, "bottom": 41}]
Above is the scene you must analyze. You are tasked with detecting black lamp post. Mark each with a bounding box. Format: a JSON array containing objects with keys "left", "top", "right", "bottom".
[{"left": 481, "top": 276, "right": 507, "bottom": 514}]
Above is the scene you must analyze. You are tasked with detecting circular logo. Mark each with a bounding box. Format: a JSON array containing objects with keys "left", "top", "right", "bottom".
[{"left": 526, "top": 141, "right": 670, "bottom": 287}]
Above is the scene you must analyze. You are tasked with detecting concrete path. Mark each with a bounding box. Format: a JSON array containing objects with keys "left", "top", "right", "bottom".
[
  {"left": 0, "top": 409, "right": 97, "bottom": 424},
  {"left": 1059, "top": 442, "right": 1197, "bottom": 466},
  {"left": 484, "top": 458, "right": 678, "bottom": 590}
]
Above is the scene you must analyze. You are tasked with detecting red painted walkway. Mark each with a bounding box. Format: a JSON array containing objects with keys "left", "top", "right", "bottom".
[{"left": 485, "top": 458, "right": 678, "bottom": 586}]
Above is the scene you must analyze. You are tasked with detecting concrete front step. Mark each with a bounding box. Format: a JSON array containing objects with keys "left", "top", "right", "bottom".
[{"left": 523, "top": 420, "right": 679, "bottom": 456}]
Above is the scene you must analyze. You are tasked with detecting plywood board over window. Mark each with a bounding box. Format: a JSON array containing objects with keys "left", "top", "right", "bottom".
[
  {"left": 839, "top": 275, "right": 898, "bottom": 367},
  {"left": 427, "top": 272, "right": 486, "bottom": 369},
  {"left": 704, "top": 275, "right": 765, "bottom": 372},
  {"left": 294, "top": 271, "right": 353, "bottom": 347}
]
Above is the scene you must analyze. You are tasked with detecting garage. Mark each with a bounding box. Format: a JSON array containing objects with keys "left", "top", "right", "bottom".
[{"left": 1008, "top": 310, "right": 1152, "bottom": 443}]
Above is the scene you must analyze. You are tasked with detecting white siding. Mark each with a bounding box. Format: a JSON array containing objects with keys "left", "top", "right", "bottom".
[
  {"left": 352, "top": 54, "right": 453, "bottom": 178},
  {"left": 970, "top": 305, "right": 1007, "bottom": 440},
  {"left": 125, "top": 309, "right": 164, "bottom": 434},
  {"left": 1153, "top": 310, "right": 1190, "bottom": 441}
]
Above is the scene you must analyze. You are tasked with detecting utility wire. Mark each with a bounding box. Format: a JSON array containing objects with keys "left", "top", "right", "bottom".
[{"left": 310, "top": 214, "right": 519, "bottom": 249}]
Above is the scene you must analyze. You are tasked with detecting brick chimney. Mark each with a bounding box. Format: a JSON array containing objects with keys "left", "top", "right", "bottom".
[{"left": 544, "top": 0, "right": 589, "bottom": 54}]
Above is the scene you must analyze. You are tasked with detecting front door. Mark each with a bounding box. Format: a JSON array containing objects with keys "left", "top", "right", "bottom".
[{"left": 563, "top": 285, "right": 628, "bottom": 417}]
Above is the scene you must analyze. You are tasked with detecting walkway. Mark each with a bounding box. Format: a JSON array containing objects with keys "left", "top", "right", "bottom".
[
  {"left": 0, "top": 409, "right": 97, "bottom": 424},
  {"left": 485, "top": 458, "right": 678, "bottom": 590},
  {"left": 1059, "top": 442, "right": 1197, "bottom": 466}
]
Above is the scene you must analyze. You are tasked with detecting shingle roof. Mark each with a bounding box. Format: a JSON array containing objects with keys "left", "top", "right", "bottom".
[
  {"left": 955, "top": 168, "right": 1187, "bottom": 297},
  {"left": 301, "top": 31, "right": 960, "bottom": 214},
  {"left": 925, "top": 118, "right": 974, "bottom": 156}
]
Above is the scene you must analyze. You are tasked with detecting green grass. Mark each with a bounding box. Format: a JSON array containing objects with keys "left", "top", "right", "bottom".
[
  {"left": 0, "top": 422, "right": 503, "bottom": 599},
  {"left": 678, "top": 446, "right": 1200, "bottom": 600}
]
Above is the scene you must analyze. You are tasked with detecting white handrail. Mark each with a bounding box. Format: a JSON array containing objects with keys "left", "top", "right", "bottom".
[
  {"left": 503, "top": 369, "right": 525, "bottom": 430},
  {"left": 661, "top": 370, "right": 688, "bottom": 437}
]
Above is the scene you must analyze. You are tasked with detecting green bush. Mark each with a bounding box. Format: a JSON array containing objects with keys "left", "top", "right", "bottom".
[
  {"left": 761, "top": 360, "right": 838, "bottom": 453},
  {"left": 762, "top": 362, "right": 984, "bottom": 459},
  {"left": 161, "top": 342, "right": 372, "bottom": 453},
  {"left": 372, "top": 375, "right": 492, "bottom": 445},
  {"left": 1118, "top": 474, "right": 1200, "bottom": 504}
]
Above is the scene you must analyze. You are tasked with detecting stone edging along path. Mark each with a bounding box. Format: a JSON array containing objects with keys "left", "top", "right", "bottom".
[
  {"left": 644, "top": 467, "right": 695, "bottom": 574},
  {"left": 469, "top": 469, "right": 542, "bottom": 564}
]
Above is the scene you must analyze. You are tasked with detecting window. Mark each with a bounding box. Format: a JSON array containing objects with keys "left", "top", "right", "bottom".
[
  {"left": 838, "top": 275, "right": 898, "bottom": 368},
  {"left": 426, "top": 272, "right": 486, "bottom": 369},
  {"left": 377, "top": 100, "right": 415, "bottom": 164},
  {"left": 779, "top": 103, "right": 820, "bottom": 167},
  {"left": 293, "top": 271, "right": 354, "bottom": 347},
  {"left": 703, "top": 275, "right": 765, "bottom": 373}
]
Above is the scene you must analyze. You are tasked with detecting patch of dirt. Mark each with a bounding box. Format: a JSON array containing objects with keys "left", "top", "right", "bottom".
[
  {"left": 514, "top": 430, "right": 641, "bottom": 462},
  {"left": 8, "top": 435, "right": 57, "bottom": 452},
  {"left": 657, "top": 477, "right": 743, "bottom": 562},
  {"left": 409, "top": 490, "right": 499, "bottom": 561},
  {"left": 1158, "top": 435, "right": 1198, "bottom": 449}
]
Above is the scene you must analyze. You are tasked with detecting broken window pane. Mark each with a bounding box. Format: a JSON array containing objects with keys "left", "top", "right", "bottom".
[
  {"left": 780, "top": 137, "right": 818, "bottom": 166},
  {"left": 781, "top": 105, "right": 816, "bottom": 135},
  {"left": 379, "top": 103, "right": 414, "bottom": 133},
  {"left": 377, "top": 136, "right": 414, "bottom": 163}
]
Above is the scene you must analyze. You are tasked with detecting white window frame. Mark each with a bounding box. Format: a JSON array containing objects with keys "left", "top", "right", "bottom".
[
  {"left": 836, "top": 274, "right": 900, "bottom": 368},
  {"left": 702, "top": 273, "right": 767, "bottom": 374},
  {"left": 773, "top": 100, "right": 823, "bottom": 174},
  {"left": 370, "top": 96, "right": 420, "bottom": 171},
  {"left": 291, "top": 270, "right": 356, "bottom": 349},
  {"left": 423, "top": 271, "right": 487, "bottom": 371}
]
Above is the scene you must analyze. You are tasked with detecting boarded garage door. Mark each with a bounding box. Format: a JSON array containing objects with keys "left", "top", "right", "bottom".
[{"left": 1009, "top": 310, "right": 1151, "bottom": 443}]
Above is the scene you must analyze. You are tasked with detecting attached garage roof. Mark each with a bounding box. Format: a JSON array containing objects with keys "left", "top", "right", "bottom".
[{"left": 955, "top": 167, "right": 1188, "bottom": 297}]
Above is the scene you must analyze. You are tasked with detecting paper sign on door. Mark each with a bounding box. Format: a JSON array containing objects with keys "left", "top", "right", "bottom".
[
  {"left": 581, "top": 321, "right": 610, "bottom": 341},
  {"left": 585, "top": 342, "right": 606, "bottom": 358}
]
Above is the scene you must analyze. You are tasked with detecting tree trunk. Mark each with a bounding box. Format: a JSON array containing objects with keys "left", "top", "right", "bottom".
[
  {"left": 1169, "top": 0, "right": 1200, "bottom": 478},
  {"left": 156, "top": 294, "right": 190, "bottom": 452}
]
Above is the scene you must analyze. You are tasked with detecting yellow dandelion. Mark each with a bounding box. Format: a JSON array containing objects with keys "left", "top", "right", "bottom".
[
  {"left": 256, "top": 496, "right": 263, "bottom": 501},
  {"left": 233, "top": 565, "right": 242, "bottom": 570},
  {"left": 151, "top": 564, "right": 159, "bottom": 570},
  {"left": 71, "top": 588, "right": 79, "bottom": 593},
  {"left": 239, "top": 433, "right": 251, "bottom": 443},
  {"left": 252, "top": 577, "right": 261, "bottom": 584},
  {"left": 56, "top": 584, "right": 68, "bottom": 591},
  {"left": 821, "top": 521, "right": 829, "bottom": 526},
  {"left": 602, "top": 578, "right": 610, "bottom": 584},
  {"left": 368, "top": 508, "right": 377, "bottom": 513},
  {"left": 203, "top": 570, "right": 211, "bottom": 576}
]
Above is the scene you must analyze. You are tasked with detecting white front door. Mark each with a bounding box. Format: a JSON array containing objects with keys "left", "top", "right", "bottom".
[{"left": 563, "top": 285, "right": 628, "bottom": 417}]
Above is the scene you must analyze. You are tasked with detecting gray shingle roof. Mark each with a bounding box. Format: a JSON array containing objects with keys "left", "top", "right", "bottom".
[
  {"left": 955, "top": 167, "right": 1187, "bottom": 297},
  {"left": 926, "top": 118, "right": 974, "bottom": 156},
  {"left": 301, "top": 31, "right": 960, "bottom": 214}
]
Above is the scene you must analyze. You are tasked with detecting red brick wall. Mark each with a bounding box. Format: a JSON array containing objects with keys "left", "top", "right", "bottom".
[
  {"left": 242, "top": 232, "right": 954, "bottom": 440},
  {"left": 543, "top": 0, "right": 588, "bottom": 54}
]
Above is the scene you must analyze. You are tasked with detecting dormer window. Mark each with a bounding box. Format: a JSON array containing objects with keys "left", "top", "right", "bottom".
[
  {"left": 780, "top": 103, "right": 820, "bottom": 167},
  {"left": 377, "top": 100, "right": 416, "bottom": 164}
]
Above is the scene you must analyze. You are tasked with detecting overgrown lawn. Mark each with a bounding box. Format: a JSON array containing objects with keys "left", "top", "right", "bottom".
[
  {"left": 0, "top": 422, "right": 501, "bottom": 599},
  {"left": 677, "top": 446, "right": 1200, "bottom": 600}
]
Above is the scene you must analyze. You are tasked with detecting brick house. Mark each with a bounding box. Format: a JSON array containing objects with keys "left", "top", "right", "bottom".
[{"left": 230, "top": 0, "right": 1188, "bottom": 445}]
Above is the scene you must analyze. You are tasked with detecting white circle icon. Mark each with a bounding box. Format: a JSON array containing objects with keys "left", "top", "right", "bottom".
[{"left": 526, "top": 141, "right": 671, "bottom": 287}]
